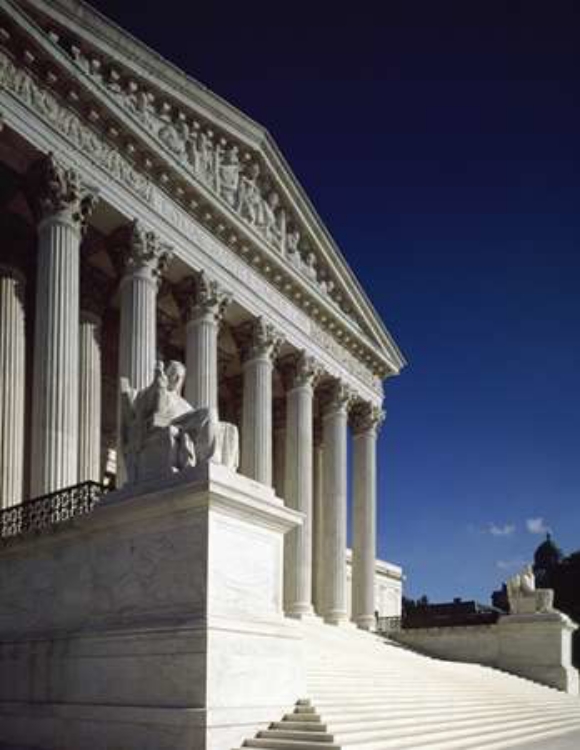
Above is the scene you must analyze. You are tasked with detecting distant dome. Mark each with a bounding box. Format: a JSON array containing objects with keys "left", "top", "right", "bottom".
[{"left": 534, "top": 533, "right": 563, "bottom": 570}]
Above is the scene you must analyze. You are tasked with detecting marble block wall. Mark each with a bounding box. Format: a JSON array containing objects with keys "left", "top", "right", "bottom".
[
  {"left": 394, "top": 613, "right": 579, "bottom": 694},
  {"left": 0, "top": 465, "right": 304, "bottom": 750}
]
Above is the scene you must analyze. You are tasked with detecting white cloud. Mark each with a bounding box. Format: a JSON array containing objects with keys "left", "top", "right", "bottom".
[
  {"left": 488, "top": 523, "right": 515, "bottom": 537},
  {"left": 526, "top": 517, "right": 551, "bottom": 535},
  {"left": 496, "top": 559, "right": 525, "bottom": 571}
]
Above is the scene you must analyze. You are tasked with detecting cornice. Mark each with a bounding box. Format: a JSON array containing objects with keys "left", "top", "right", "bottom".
[{"left": 0, "top": 0, "right": 405, "bottom": 384}]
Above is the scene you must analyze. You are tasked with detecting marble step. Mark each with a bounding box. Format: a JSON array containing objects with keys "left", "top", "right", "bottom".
[
  {"left": 243, "top": 739, "right": 339, "bottom": 750},
  {"left": 338, "top": 717, "right": 580, "bottom": 750},
  {"left": 316, "top": 715, "right": 580, "bottom": 750},
  {"left": 319, "top": 703, "right": 575, "bottom": 733}
]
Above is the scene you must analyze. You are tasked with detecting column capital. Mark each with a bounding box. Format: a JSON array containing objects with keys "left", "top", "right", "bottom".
[
  {"left": 281, "top": 350, "right": 324, "bottom": 392},
  {"left": 112, "top": 220, "right": 173, "bottom": 284},
  {"left": 320, "top": 379, "right": 355, "bottom": 417},
  {"left": 176, "top": 270, "right": 232, "bottom": 324},
  {"left": 27, "top": 153, "right": 98, "bottom": 232},
  {"left": 351, "top": 402, "right": 385, "bottom": 436},
  {"left": 126, "top": 220, "right": 173, "bottom": 278},
  {"left": 0, "top": 264, "right": 26, "bottom": 303},
  {"left": 236, "top": 316, "right": 284, "bottom": 363}
]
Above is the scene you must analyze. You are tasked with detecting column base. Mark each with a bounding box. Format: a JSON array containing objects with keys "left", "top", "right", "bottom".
[
  {"left": 354, "top": 614, "right": 376, "bottom": 631},
  {"left": 323, "top": 610, "right": 350, "bottom": 626},
  {"left": 285, "top": 605, "right": 318, "bottom": 621}
]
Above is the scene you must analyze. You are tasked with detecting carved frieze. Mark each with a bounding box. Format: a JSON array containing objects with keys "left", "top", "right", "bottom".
[{"left": 0, "top": 49, "right": 152, "bottom": 201}]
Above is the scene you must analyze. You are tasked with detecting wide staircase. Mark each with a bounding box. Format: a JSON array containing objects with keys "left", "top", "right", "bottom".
[{"left": 234, "top": 619, "right": 580, "bottom": 750}]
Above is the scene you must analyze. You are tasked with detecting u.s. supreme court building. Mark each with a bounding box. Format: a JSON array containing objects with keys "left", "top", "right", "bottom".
[{"left": 0, "top": 1, "right": 406, "bottom": 747}]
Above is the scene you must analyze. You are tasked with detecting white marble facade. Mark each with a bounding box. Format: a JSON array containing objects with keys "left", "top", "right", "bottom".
[{"left": 0, "top": 0, "right": 405, "bottom": 628}]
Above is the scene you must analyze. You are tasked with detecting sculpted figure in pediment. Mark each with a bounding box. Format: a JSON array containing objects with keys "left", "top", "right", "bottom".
[
  {"left": 126, "top": 83, "right": 157, "bottom": 132},
  {"left": 157, "top": 105, "right": 187, "bottom": 158},
  {"left": 237, "top": 162, "right": 263, "bottom": 226},
  {"left": 199, "top": 130, "right": 216, "bottom": 186},
  {"left": 285, "top": 226, "right": 302, "bottom": 267},
  {"left": 260, "top": 191, "right": 287, "bottom": 249},
  {"left": 303, "top": 251, "right": 318, "bottom": 282},
  {"left": 219, "top": 145, "right": 241, "bottom": 207}
]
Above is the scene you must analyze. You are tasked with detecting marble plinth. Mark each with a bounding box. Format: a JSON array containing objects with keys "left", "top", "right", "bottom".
[{"left": 0, "top": 464, "right": 304, "bottom": 750}]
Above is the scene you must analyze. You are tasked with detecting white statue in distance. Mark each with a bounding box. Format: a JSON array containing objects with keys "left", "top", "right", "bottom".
[
  {"left": 120, "top": 360, "right": 239, "bottom": 484},
  {"left": 506, "top": 564, "right": 554, "bottom": 615}
]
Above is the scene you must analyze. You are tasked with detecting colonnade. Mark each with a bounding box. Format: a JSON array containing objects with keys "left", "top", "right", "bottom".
[{"left": 0, "top": 154, "right": 385, "bottom": 630}]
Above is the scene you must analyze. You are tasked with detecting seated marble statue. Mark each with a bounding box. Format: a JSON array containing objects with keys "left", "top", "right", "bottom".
[
  {"left": 506, "top": 564, "right": 554, "bottom": 615},
  {"left": 120, "top": 360, "right": 239, "bottom": 484}
]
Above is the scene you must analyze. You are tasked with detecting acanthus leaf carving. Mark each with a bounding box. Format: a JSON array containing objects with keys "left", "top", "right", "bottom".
[
  {"left": 350, "top": 402, "right": 385, "bottom": 436},
  {"left": 27, "top": 152, "right": 98, "bottom": 231},
  {"left": 175, "top": 270, "right": 232, "bottom": 324},
  {"left": 123, "top": 220, "right": 173, "bottom": 281},
  {"left": 236, "top": 316, "right": 284, "bottom": 363}
]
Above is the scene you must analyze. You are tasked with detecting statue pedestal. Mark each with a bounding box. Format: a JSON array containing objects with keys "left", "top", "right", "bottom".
[
  {"left": 497, "top": 612, "right": 579, "bottom": 694},
  {"left": 0, "top": 464, "right": 304, "bottom": 750}
]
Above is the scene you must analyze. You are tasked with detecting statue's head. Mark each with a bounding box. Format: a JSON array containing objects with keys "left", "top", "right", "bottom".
[{"left": 166, "top": 360, "right": 186, "bottom": 395}]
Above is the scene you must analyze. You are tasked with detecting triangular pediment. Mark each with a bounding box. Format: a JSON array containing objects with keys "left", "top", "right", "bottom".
[{"left": 2, "top": 0, "right": 406, "bottom": 380}]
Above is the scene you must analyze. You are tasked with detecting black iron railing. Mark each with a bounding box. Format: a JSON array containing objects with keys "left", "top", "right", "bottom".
[
  {"left": 0, "top": 481, "right": 105, "bottom": 541},
  {"left": 377, "top": 616, "right": 403, "bottom": 634}
]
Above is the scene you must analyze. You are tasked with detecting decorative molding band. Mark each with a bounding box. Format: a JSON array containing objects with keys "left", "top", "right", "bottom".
[{"left": 0, "top": 19, "right": 389, "bottom": 389}]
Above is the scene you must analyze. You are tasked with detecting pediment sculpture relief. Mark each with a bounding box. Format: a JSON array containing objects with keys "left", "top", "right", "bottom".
[
  {"left": 506, "top": 564, "right": 554, "bottom": 615},
  {"left": 120, "top": 360, "right": 239, "bottom": 484},
  {"left": 68, "top": 45, "right": 354, "bottom": 312}
]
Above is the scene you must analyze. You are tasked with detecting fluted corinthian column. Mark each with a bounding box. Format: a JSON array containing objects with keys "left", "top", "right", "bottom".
[
  {"left": 115, "top": 222, "right": 171, "bottom": 485},
  {"left": 273, "top": 399, "right": 286, "bottom": 498},
  {"left": 0, "top": 267, "right": 26, "bottom": 507},
  {"left": 321, "top": 380, "right": 353, "bottom": 625},
  {"left": 78, "top": 270, "right": 108, "bottom": 483},
  {"left": 312, "top": 420, "right": 324, "bottom": 615},
  {"left": 118, "top": 221, "right": 172, "bottom": 391},
  {"left": 283, "top": 352, "right": 322, "bottom": 618},
  {"left": 351, "top": 403, "right": 385, "bottom": 630},
  {"left": 239, "top": 318, "right": 283, "bottom": 485},
  {"left": 177, "top": 271, "right": 231, "bottom": 416},
  {"left": 29, "top": 154, "right": 97, "bottom": 496}
]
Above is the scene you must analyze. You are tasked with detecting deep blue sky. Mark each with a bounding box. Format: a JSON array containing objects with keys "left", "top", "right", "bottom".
[{"left": 88, "top": 0, "right": 580, "bottom": 602}]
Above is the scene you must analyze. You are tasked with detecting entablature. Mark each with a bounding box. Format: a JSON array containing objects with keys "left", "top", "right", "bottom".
[{"left": 0, "top": 0, "right": 405, "bottom": 393}]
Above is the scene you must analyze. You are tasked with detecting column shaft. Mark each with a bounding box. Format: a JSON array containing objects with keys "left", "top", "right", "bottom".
[
  {"left": 178, "top": 271, "right": 230, "bottom": 415},
  {"left": 239, "top": 318, "right": 282, "bottom": 486},
  {"left": 242, "top": 354, "right": 273, "bottom": 484},
  {"left": 312, "top": 438, "right": 324, "bottom": 615},
  {"left": 321, "top": 383, "right": 351, "bottom": 625},
  {"left": 185, "top": 313, "right": 218, "bottom": 412},
  {"left": 119, "top": 269, "right": 157, "bottom": 389},
  {"left": 273, "top": 424, "right": 286, "bottom": 498},
  {"left": 0, "top": 268, "right": 26, "bottom": 507},
  {"left": 31, "top": 217, "right": 81, "bottom": 496},
  {"left": 284, "top": 373, "right": 316, "bottom": 616},
  {"left": 78, "top": 311, "right": 102, "bottom": 483},
  {"left": 351, "top": 404, "right": 383, "bottom": 630}
]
